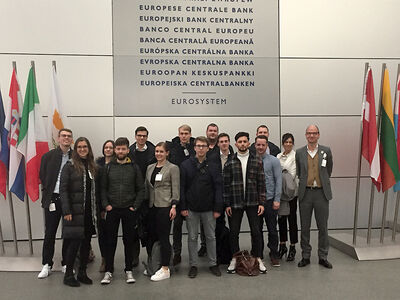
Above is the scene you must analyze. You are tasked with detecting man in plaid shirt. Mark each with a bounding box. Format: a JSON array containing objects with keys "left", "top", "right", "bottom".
[{"left": 223, "top": 132, "right": 267, "bottom": 274}]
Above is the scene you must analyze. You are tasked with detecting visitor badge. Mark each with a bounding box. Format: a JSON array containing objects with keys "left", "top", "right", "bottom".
[
  {"left": 184, "top": 149, "right": 189, "bottom": 156},
  {"left": 155, "top": 173, "right": 163, "bottom": 181},
  {"left": 321, "top": 159, "right": 327, "bottom": 167},
  {"left": 49, "top": 203, "right": 56, "bottom": 212}
]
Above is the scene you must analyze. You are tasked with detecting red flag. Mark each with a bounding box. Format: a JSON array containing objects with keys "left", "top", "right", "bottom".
[{"left": 362, "top": 67, "right": 381, "bottom": 190}]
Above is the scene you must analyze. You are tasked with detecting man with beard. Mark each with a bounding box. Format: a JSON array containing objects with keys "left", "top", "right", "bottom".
[{"left": 100, "top": 137, "right": 145, "bottom": 285}]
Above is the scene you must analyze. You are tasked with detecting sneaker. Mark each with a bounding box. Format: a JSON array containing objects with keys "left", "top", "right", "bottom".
[
  {"left": 125, "top": 271, "right": 136, "bottom": 284},
  {"left": 151, "top": 268, "right": 170, "bottom": 281},
  {"left": 188, "top": 266, "right": 198, "bottom": 278},
  {"left": 38, "top": 264, "right": 51, "bottom": 279},
  {"left": 227, "top": 258, "right": 236, "bottom": 274},
  {"left": 209, "top": 265, "right": 221, "bottom": 277},
  {"left": 101, "top": 272, "right": 112, "bottom": 284},
  {"left": 258, "top": 258, "right": 267, "bottom": 273},
  {"left": 143, "top": 269, "right": 149, "bottom": 276},
  {"left": 271, "top": 257, "right": 280, "bottom": 267}
]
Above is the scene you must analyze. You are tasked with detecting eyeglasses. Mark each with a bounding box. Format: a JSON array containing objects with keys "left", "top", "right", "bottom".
[
  {"left": 195, "top": 145, "right": 208, "bottom": 149},
  {"left": 136, "top": 134, "right": 148, "bottom": 138},
  {"left": 306, "top": 132, "right": 319, "bottom": 136}
]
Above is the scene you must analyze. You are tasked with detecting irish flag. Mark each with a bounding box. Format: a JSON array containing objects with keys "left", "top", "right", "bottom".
[
  {"left": 379, "top": 67, "right": 400, "bottom": 192},
  {"left": 49, "top": 65, "right": 67, "bottom": 148},
  {"left": 17, "top": 67, "right": 49, "bottom": 202}
]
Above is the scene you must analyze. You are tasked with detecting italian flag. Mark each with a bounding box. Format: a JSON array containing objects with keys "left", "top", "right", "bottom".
[
  {"left": 17, "top": 67, "right": 49, "bottom": 202},
  {"left": 379, "top": 67, "right": 400, "bottom": 192}
]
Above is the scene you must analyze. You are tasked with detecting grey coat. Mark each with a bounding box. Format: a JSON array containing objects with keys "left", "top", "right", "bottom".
[
  {"left": 295, "top": 145, "right": 333, "bottom": 202},
  {"left": 145, "top": 161, "right": 180, "bottom": 208}
]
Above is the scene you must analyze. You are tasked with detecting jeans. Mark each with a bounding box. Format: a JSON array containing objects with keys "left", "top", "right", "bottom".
[
  {"left": 105, "top": 208, "right": 138, "bottom": 272},
  {"left": 42, "top": 194, "right": 69, "bottom": 266},
  {"left": 186, "top": 210, "right": 217, "bottom": 267},
  {"left": 260, "top": 200, "right": 279, "bottom": 259},
  {"left": 228, "top": 206, "right": 262, "bottom": 258}
]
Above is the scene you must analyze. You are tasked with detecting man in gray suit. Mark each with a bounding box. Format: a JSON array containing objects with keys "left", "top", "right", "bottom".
[{"left": 296, "top": 125, "right": 333, "bottom": 269}]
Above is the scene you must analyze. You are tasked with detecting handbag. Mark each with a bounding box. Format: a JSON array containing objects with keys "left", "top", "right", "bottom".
[{"left": 234, "top": 250, "right": 259, "bottom": 276}]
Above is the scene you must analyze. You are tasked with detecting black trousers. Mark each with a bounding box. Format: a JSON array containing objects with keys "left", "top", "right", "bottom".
[
  {"left": 105, "top": 208, "right": 138, "bottom": 272},
  {"left": 278, "top": 197, "right": 299, "bottom": 244},
  {"left": 64, "top": 232, "right": 91, "bottom": 275},
  {"left": 228, "top": 206, "right": 262, "bottom": 258},
  {"left": 97, "top": 216, "right": 107, "bottom": 258},
  {"left": 259, "top": 200, "right": 279, "bottom": 259},
  {"left": 172, "top": 212, "right": 184, "bottom": 256},
  {"left": 147, "top": 207, "right": 172, "bottom": 267},
  {"left": 42, "top": 194, "right": 69, "bottom": 266}
]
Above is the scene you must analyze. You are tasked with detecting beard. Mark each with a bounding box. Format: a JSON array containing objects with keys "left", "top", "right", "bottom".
[{"left": 116, "top": 153, "right": 128, "bottom": 161}]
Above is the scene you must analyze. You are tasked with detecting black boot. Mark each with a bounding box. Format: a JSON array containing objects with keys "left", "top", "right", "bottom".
[
  {"left": 287, "top": 245, "right": 296, "bottom": 262},
  {"left": 278, "top": 244, "right": 288, "bottom": 259},
  {"left": 77, "top": 268, "right": 93, "bottom": 285}
]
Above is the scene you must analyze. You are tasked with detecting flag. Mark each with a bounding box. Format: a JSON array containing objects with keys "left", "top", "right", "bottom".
[
  {"left": 393, "top": 72, "right": 400, "bottom": 192},
  {"left": 49, "top": 65, "right": 67, "bottom": 148},
  {"left": 17, "top": 67, "right": 49, "bottom": 202},
  {"left": 7, "top": 69, "right": 25, "bottom": 201},
  {"left": 0, "top": 88, "right": 9, "bottom": 199},
  {"left": 361, "top": 67, "right": 381, "bottom": 191},
  {"left": 379, "top": 67, "right": 400, "bottom": 192}
]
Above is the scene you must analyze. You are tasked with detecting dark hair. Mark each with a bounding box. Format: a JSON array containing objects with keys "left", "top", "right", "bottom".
[
  {"left": 155, "top": 141, "right": 169, "bottom": 152},
  {"left": 235, "top": 132, "right": 249, "bottom": 142},
  {"left": 282, "top": 133, "right": 295, "bottom": 145},
  {"left": 102, "top": 139, "right": 115, "bottom": 156},
  {"left": 255, "top": 135, "right": 268, "bottom": 143},
  {"left": 115, "top": 137, "right": 129, "bottom": 147},
  {"left": 72, "top": 137, "right": 96, "bottom": 176},
  {"left": 206, "top": 123, "right": 219, "bottom": 131},
  {"left": 58, "top": 128, "right": 72, "bottom": 136},
  {"left": 194, "top": 136, "right": 209, "bottom": 146},
  {"left": 135, "top": 126, "right": 148, "bottom": 135},
  {"left": 218, "top": 133, "right": 230, "bottom": 142},
  {"left": 256, "top": 125, "right": 269, "bottom": 133}
]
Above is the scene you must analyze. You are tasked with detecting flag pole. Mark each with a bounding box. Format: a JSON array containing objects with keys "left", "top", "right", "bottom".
[
  {"left": 22, "top": 61, "right": 36, "bottom": 256},
  {"left": 392, "top": 63, "right": 400, "bottom": 242},
  {"left": 9, "top": 62, "right": 19, "bottom": 255},
  {"left": 367, "top": 64, "right": 385, "bottom": 244},
  {"left": 353, "top": 62, "right": 369, "bottom": 245},
  {"left": 379, "top": 63, "right": 388, "bottom": 244},
  {"left": 0, "top": 219, "right": 4, "bottom": 254}
]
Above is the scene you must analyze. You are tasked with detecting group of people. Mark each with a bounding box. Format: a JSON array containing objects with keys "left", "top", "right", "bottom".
[{"left": 36, "top": 122, "right": 333, "bottom": 287}]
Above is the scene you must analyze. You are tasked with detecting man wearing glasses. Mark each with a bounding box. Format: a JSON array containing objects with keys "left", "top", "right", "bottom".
[
  {"left": 38, "top": 128, "right": 73, "bottom": 278},
  {"left": 180, "top": 136, "right": 223, "bottom": 278},
  {"left": 296, "top": 125, "right": 333, "bottom": 269}
]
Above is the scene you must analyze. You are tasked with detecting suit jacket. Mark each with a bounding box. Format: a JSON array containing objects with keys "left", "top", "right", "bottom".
[
  {"left": 145, "top": 160, "right": 180, "bottom": 208},
  {"left": 295, "top": 144, "right": 333, "bottom": 202}
]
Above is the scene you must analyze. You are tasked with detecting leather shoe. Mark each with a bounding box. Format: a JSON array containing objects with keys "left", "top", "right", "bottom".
[
  {"left": 319, "top": 259, "right": 333, "bottom": 269},
  {"left": 188, "top": 266, "right": 198, "bottom": 278},
  {"left": 297, "top": 258, "right": 310, "bottom": 267}
]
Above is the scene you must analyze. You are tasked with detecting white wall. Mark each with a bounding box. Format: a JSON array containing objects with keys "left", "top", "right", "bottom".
[{"left": 1, "top": 0, "right": 400, "bottom": 240}]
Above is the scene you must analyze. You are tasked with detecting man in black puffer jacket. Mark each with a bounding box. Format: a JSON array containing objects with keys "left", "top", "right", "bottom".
[{"left": 100, "top": 137, "right": 145, "bottom": 285}]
